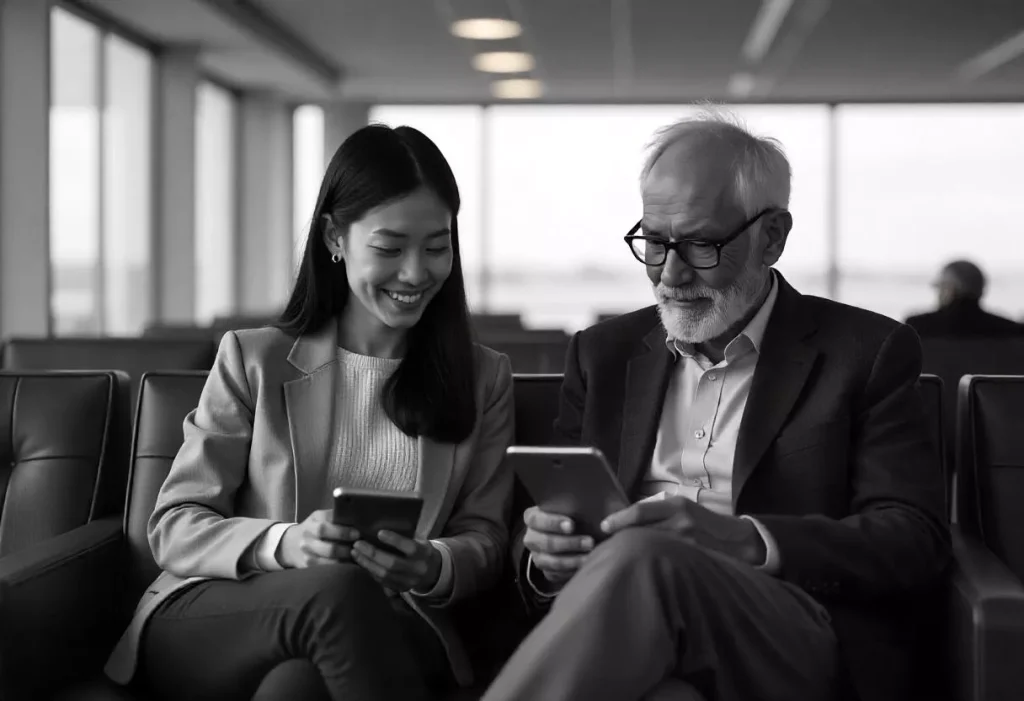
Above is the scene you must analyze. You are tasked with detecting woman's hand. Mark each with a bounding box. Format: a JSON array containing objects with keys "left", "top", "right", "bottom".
[
  {"left": 351, "top": 531, "right": 443, "bottom": 593},
  {"left": 275, "top": 508, "right": 359, "bottom": 569}
]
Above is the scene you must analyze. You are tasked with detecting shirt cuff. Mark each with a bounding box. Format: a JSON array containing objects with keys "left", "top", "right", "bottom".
[
  {"left": 254, "top": 522, "right": 293, "bottom": 571},
  {"left": 741, "top": 515, "right": 781, "bottom": 575},
  {"left": 525, "top": 552, "right": 560, "bottom": 600},
  {"left": 411, "top": 540, "right": 454, "bottom": 598}
]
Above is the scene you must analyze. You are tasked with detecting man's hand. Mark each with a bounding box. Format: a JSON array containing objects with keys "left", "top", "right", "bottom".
[
  {"left": 350, "top": 531, "right": 443, "bottom": 593},
  {"left": 601, "top": 496, "right": 766, "bottom": 566},
  {"left": 522, "top": 507, "right": 595, "bottom": 586}
]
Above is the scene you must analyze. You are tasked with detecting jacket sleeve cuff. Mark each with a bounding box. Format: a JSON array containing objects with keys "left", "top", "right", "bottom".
[
  {"left": 254, "top": 522, "right": 293, "bottom": 571},
  {"left": 741, "top": 515, "right": 781, "bottom": 575},
  {"left": 411, "top": 540, "right": 454, "bottom": 598}
]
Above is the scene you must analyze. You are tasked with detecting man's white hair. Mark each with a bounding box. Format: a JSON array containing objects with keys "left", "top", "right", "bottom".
[{"left": 640, "top": 105, "right": 792, "bottom": 217}]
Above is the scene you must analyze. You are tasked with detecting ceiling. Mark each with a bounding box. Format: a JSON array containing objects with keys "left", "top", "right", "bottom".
[{"left": 76, "top": 0, "right": 1024, "bottom": 103}]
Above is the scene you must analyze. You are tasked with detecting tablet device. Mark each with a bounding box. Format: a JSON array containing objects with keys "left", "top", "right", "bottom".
[
  {"left": 331, "top": 487, "right": 423, "bottom": 555},
  {"left": 508, "top": 446, "right": 630, "bottom": 540}
]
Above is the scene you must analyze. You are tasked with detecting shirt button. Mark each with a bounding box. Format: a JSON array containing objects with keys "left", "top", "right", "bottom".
[
  {"left": 708, "top": 373, "right": 717, "bottom": 381},
  {"left": 691, "top": 478, "right": 701, "bottom": 485},
  {"left": 694, "top": 428, "right": 705, "bottom": 439}
]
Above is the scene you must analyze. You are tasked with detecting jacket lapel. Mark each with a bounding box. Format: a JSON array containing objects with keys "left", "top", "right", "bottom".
[
  {"left": 732, "top": 276, "right": 819, "bottom": 509},
  {"left": 618, "top": 324, "right": 675, "bottom": 495},
  {"left": 284, "top": 322, "right": 339, "bottom": 519},
  {"left": 416, "top": 436, "right": 456, "bottom": 538}
]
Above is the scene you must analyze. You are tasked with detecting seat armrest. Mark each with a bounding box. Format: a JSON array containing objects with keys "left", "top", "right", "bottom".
[
  {"left": 947, "top": 529, "right": 1024, "bottom": 701},
  {"left": 0, "top": 517, "right": 126, "bottom": 698}
]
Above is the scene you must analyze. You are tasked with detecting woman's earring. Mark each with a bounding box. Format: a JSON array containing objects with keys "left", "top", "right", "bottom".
[{"left": 330, "top": 252, "right": 341, "bottom": 264}]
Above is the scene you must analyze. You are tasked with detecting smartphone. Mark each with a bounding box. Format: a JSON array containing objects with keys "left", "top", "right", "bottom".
[
  {"left": 508, "top": 446, "right": 630, "bottom": 541},
  {"left": 331, "top": 487, "right": 424, "bottom": 555}
]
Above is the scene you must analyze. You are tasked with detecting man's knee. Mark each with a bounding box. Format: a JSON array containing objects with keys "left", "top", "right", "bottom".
[{"left": 591, "top": 528, "right": 701, "bottom": 572}]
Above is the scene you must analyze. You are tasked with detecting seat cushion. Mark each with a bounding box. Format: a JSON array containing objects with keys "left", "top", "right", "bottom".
[
  {"left": 53, "top": 675, "right": 151, "bottom": 701},
  {"left": 55, "top": 675, "right": 483, "bottom": 701},
  {"left": 1, "top": 338, "right": 215, "bottom": 416},
  {"left": 0, "top": 372, "right": 124, "bottom": 557}
]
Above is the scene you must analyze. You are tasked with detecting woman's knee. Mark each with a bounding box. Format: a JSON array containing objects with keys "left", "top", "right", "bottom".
[
  {"left": 286, "top": 564, "right": 392, "bottom": 625},
  {"left": 287, "top": 563, "right": 381, "bottom": 602}
]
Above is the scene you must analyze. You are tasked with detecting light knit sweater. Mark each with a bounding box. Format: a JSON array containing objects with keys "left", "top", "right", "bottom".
[{"left": 330, "top": 346, "right": 419, "bottom": 493}]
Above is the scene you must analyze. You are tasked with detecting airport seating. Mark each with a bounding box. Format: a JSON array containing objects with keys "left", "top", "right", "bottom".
[
  {"left": 946, "top": 375, "right": 1024, "bottom": 701},
  {"left": 1, "top": 337, "right": 216, "bottom": 418},
  {"left": 918, "top": 374, "right": 949, "bottom": 517},
  {"left": 2, "top": 370, "right": 1005, "bottom": 700},
  {"left": 480, "top": 331, "right": 570, "bottom": 374},
  {"left": 0, "top": 371, "right": 128, "bottom": 561},
  {"left": 920, "top": 337, "right": 1024, "bottom": 511},
  {"left": 470, "top": 314, "right": 524, "bottom": 334}
]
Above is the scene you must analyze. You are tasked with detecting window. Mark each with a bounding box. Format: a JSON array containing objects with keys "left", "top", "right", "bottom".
[
  {"left": 293, "top": 104, "right": 324, "bottom": 265},
  {"left": 194, "top": 81, "right": 238, "bottom": 324},
  {"left": 103, "top": 34, "right": 153, "bottom": 335},
  {"left": 836, "top": 105, "right": 1024, "bottom": 322},
  {"left": 370, "top": 106, "right": 485, "bottom": 308},
  {"left": 50, "top": 7, "right": 101, "bottom": 335},
  {"left": 484, "top": 105, "right": 831, "bottom": 329},
  {"left": 49, "top": 6, "right": 154, "bottom": 336}
]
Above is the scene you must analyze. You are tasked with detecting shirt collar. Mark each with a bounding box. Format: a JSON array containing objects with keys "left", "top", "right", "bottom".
[{"left": 665, "top": 271, "right": 779, "bottom": 359}]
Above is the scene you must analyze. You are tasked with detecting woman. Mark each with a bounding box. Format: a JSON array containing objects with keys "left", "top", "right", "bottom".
[{"left": 104, "top": 125, "right": 515, "bottom": 701}]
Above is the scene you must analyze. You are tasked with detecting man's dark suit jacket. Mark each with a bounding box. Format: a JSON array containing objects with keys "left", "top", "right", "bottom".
[
  {"left": 515, "top": 273, "right": 950, "bottom": 701},
  {"left": 906, "top": 300, "right": 1024, "bottom": 338}
]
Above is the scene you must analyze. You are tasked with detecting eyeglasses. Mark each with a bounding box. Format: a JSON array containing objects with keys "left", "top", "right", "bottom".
[{"left": 623, "top": 208, "right": 781, "bottom": 269}]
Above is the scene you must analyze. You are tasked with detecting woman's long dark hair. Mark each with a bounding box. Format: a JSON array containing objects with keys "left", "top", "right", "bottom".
[{"left": 278, "top": 124, "right": 476, "bottom": 444}]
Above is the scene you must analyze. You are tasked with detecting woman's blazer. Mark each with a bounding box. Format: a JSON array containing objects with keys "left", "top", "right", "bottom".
[{"left": 105, "top": 322, "right": 515, "bottom": 687}]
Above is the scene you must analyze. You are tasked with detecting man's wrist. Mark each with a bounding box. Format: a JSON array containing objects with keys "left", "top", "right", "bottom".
[{"left": 525, "top": 553, "right": 563, "bottom": 598}]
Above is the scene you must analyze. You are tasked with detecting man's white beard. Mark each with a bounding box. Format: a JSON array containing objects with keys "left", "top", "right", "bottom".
[{"left": 655, "top": 264, "right": 769, "bottom": 344}]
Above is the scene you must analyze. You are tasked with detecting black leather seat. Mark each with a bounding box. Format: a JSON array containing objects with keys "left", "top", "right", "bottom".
[
  {"left": 1, "top": 338, "right": 216, "bottom": 418},
  {"left": 918, "top": 374, "right": 949, "bottom": 518},
  {"left": 512, "top": 373, "right": 563, "bottom": 446},
  {"left": 920, "top": 337, "right": 1024, "bottom": 515},
  {"left": 0, "top": 371, "right": 205, "bottom": 700},
  {"left": 946, "top": 374, "right": 1024, "bottom": 701},
  {"left": 0, "top": 371, "right": 128, "bottom": 559},
  {"left": 482, "top": 333, "right": 569, "bottom": 374}
]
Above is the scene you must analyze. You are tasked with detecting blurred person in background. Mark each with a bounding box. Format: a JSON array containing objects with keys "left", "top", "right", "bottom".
[
  {"left": 104, "top": 125, "right": 515, "bottom": 701},
  {"left": 485, "top": 108, "right": 949, "bottom": 701},
  {"left": 905, "top": 259, "right": 1023, "bottom": 338}
]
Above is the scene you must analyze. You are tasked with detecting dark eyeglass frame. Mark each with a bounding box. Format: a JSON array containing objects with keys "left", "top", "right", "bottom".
[{"left": 623, "top": 207, "right": 783, "bottom": 269}]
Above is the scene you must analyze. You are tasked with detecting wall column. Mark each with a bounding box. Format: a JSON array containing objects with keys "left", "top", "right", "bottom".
[
  {"left": 322, "top": 101, "right": 369, "bottom": 164},
  {"left": 238, "top": 94, "right": 293, "bottom": 315},
  {"left": 154, "top": 48, "right": 199, "bottom": 324},
  {"left": 0, "top": 0, "right": 52, "bottom": 337}
]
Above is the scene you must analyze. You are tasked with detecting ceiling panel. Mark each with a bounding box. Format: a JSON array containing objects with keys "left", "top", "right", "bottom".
[
  {"left": 629, "top": 0, "right": 756, "bottom": 83},
  {"left": 253, "top": 0, "right": 482, "bottom": 86},
  {"left": 83, "top": 0, "right": 1024, "bottom": 102},
  {"left": 774, "top": 0, "right": 1024, "bottom": 99},
  {"left": 516, "top": 0, "right": 615, "bottom": 83},
  {"left": 80, "top": 0, "right": 252, "bottom": 48}
]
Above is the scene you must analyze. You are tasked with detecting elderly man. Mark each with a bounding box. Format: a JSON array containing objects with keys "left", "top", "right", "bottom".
[
  {"left": 482, "top": 111, "right": 949, "bottom": 701},
  {"left": 906, "top": 259, "right": 1023, "bottom": 338}
]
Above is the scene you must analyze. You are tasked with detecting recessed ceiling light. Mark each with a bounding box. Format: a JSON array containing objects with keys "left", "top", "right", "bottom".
[
  {"left": 472, "top": 51, "right": 535, "bottom": 73},
  {"left": 451, "top": 18, "right": 522, "bottom": 40},
  {"left": 491, "top": 78, "right": 544, "bottom": 100}
]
